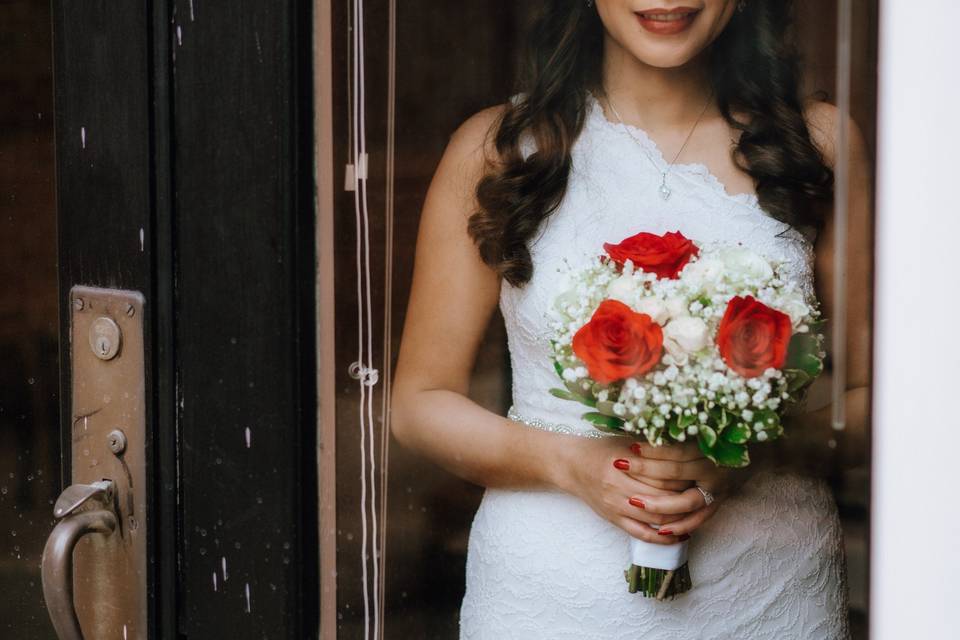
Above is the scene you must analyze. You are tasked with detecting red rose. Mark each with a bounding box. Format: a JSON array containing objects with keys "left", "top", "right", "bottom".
[
  {"left": 603, "top": 230, "right": 699, "bottom": 279},
  {"left": 572, "top": 299, "right": 663, "bottom": 384},
  {"left": 716, "top": 296, "right": 792, "bottom": 378}
]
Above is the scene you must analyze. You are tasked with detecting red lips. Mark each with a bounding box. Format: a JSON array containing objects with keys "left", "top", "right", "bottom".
[{"left": 635, "top": 7, "right": 701, "bottom": 35}]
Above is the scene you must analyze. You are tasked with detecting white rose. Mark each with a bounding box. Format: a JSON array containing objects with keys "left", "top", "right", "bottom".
[
  {"left": 605, "top": 274, "right": 637, "bottom": 305},
  {"left": 719, "top": 247, "right": 774, "bottom": 282},
  {"left": 553, "top": 288, "right": 579, "bottom": 317},
  {"left": 681, "top": 256, "right": 724, "bottom": 291},
  {"left": 634, "top": 296, "right": 669, "bottom": 325},
  {"left": 664, "top": 295, "right": 689, "bottom": 319},
  {"left": 779, "top": 296, "right": 811, "bottom": 327},
  {"left": 662, "top": 316, "right": 709, "bottom": 365}
]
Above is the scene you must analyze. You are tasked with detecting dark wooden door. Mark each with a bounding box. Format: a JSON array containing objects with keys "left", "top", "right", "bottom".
[{"left": 0, "top": 1, "right": 318, "bottom": 637}]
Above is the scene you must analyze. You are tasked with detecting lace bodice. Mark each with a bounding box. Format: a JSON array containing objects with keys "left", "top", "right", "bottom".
[
  {"left": 500, "top": 93, "right": 817, "bottom": 435},
  {"left": 460, "top": 94, "right": 849, "bottom": 639}
]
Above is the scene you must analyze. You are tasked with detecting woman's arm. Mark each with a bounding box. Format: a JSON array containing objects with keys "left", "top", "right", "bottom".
[
  {"left": 773, "top": 100, "right": 873, "bottom": 474},
  {"left": 390, "top": 105, "right": 560, "bottom": 490},
  {"left": 391, "top": 107, "right": 698, "bottom": 544}
]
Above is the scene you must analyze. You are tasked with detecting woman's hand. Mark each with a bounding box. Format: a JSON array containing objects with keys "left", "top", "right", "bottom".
[
  {"left": 617, "top": 441, "right": 753, "bottom": 537},
  {"left": 554, "top": 436, "right": 696, "bottom": 545}
]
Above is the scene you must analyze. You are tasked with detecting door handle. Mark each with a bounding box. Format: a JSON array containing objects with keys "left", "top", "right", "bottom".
[
  {"left": 44, "top": 287, "right": 147, "bottom": 637},
  {"left": 41, "top": 480, "right": 118, "bottom": 640}
]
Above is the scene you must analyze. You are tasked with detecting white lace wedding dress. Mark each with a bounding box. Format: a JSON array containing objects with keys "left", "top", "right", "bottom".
[{"left": 459, "top": 94, "right": 850, "bottom": 639}]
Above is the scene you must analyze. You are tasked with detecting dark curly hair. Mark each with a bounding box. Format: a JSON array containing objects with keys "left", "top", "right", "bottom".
[{"left": 468, "top": 0, "right": 833, "bottom": 287}]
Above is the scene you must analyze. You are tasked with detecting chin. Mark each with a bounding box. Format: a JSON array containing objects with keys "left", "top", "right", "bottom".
[{"left": 624, "top": 39, "right": 707, "bottom": 69}]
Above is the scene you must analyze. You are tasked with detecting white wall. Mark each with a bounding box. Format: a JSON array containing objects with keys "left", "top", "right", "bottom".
[{"left": 872, "top": 2, "right": 960, "bottom": 637}]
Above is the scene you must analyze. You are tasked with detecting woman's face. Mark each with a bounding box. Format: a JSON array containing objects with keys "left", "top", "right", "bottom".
[{"left": 595, "top": 1, "right": 738, "bottom": 69}]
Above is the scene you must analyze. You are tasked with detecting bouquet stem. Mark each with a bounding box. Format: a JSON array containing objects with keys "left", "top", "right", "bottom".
[
  {"left": 625, "top": 534, "right": 692, "bottom": 599},
  {"left": 624, "top": 562, "right": 692, "bottom": 600}
]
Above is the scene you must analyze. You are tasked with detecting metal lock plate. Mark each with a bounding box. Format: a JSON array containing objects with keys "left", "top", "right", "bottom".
[{"left": 69, "top": 286, "right": 147, "bottom": 639}]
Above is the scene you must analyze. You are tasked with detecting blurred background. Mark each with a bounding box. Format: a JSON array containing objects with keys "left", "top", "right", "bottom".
[{"left": 0, "top": 0, "right": 60, "bottom": 637}]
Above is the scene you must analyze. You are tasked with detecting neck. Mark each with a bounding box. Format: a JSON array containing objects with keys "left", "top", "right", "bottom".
[{"left": 599, "top": 35, "right": 715, "bottom": 131}]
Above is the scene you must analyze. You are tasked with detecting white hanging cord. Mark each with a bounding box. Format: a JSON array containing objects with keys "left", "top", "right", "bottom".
[
  {"left": 348, "top": 0, "right": 380, "bottom": 638},
  {"left": 349, "top": 0, "right": 370, "bottom": 637},
  {"left": 831, "top": 0, "right": 852, "bottom": 432},
  {"left": 356, "top": 0, "right": 382, "bottom": 637}
]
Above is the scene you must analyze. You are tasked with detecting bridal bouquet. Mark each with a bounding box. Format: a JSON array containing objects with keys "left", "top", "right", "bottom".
[{"left": 548, "top": 230, "right": 824, "bottom": 599}]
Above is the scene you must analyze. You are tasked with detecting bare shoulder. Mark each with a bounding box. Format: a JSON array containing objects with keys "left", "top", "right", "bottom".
[
  {"left": 428, "top": 103, "right": 509, "bottom": 213},
  {"left": 803, "top": 99, "right": 869, "bottom": 168},
  {"left": 444, "top": 103, "right": 508, "bottom": 172}
]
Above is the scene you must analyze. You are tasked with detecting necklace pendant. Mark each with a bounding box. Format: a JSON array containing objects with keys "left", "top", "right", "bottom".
[{"left": 658, "top": 175, "right": 672, "bottom": 201}]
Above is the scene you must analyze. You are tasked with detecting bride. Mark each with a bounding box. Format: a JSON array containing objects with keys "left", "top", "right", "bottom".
[{"left": 391, "top": 0, "right": 870, "bottom": 638}]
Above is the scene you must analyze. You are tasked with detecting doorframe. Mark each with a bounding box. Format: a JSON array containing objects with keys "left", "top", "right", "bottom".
[
  {"left": 871, "top": 1, "right": 960, "bottom": 637},
  {"left": 313, "top": 0, "right": 339, "bottom": 637}
]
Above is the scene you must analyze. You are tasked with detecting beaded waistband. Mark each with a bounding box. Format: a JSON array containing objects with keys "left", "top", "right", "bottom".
[{"left": 506, "top": 406, "right": 614, "bottom": 439}]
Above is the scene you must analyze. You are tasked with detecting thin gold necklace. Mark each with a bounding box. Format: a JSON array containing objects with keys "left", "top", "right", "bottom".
[{"left": 604, "top": 91, "right": 713, "bottom": 201}]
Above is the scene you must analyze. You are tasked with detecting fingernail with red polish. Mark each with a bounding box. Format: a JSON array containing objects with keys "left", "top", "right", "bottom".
[
  {"left": 628, "top": 497, "right": 645, "bottom": 509},
  {"left": 679, "top": 534, "right": 691, "bottom": 541},
  {"left": 658, "top": 529, "right": 673, "bottom": 536},
  {"left": 613, "top": 459, "right": 630, "bottom": 471},
  {"left": 630, "top": 443, "right": 643, "bottom": 456}
]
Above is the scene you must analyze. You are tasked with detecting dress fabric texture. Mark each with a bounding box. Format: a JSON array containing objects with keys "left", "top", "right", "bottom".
[{"left": 458, "top": 95, "right": 850, "bottom": 639}]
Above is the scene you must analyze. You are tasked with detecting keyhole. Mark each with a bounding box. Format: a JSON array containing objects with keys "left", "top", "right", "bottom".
[{"left": 88, "top": 316, "right": 121, "bottom": 360}]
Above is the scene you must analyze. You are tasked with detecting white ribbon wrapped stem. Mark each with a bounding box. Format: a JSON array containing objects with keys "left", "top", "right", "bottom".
[{"left": 629, "top": 532, "right": 689, "bottom": 571}]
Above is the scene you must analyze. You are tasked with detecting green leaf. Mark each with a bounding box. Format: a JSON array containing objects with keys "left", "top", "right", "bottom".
[
  {"left": 698, "top": 424, "right": 718, "bottom": 449},
  {"left": 596, "top": 400, "right": 617, "bottom": 416},
  {"left": 549, "top": 387, "right": 576, "bottom": 401},
  {"left": 786, "top": 332, "right": 819, "bottom": 357},
  {"left": 783, "top": 368, "right": 813, "bottom": 393},
  {"left": 796, "top": 353, "right": 824, "bottom": 378},
  {"left": 786, "top": 333, "right": 824, "bottom": 378},
  {"left": 711, "top": 439, "right": 751, "bottom": 468},
  {"left": 564, "top": 379, "right": 581, "bottom": 395},
  {"left": 581, "top": 412, "right": 625, "bottom": 433},
  {"left": 553, "top": 359, "right": 564, "bottom": 378},
  {"left": 549, "top": 387, "right": 596, "bottom": 408},
  {"left": 698, "top": 430, "right": 751, "bottom": 468},
  {"left": 564, "top": 379, "right": 598, "bottom": 406},
  {"left": 708, "top": 406, "right": 729, "bottom": 432},
  {"left": 750, "top": 409, "right": 783, "bottom": 442},
  {"left": 697, "top": 436, "right": 718, "bottom": 465},
  {"left": 722, "top": 422, "right": 751, "bottom": 444},
  {"left": 667, "top": 415, "right": 684, "bottom": 440},
  {"left": 754, "top": 409, "right": 780, "bottom": 429}
]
